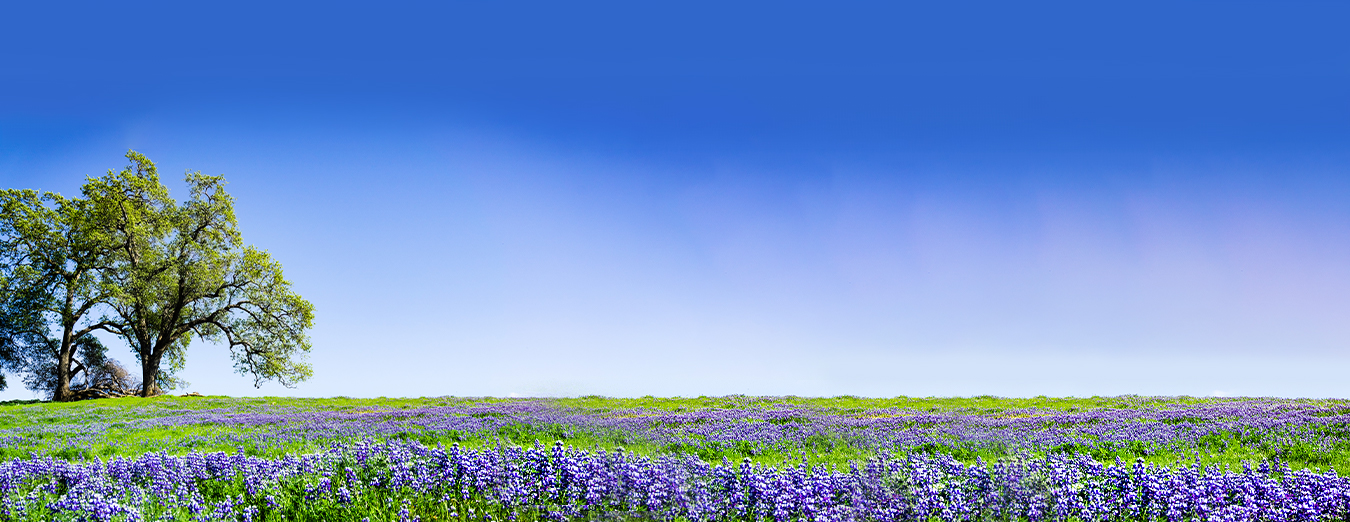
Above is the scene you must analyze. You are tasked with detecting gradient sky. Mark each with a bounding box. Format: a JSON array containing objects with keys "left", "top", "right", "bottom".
[{"left": 3, "top": 2, "right": 1350, "bottom": 398}]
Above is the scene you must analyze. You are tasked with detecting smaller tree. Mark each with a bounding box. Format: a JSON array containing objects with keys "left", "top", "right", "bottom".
[
  {"left": 0, "top": 273, "right": 47, "bottom": 391},
  {"left": 89, "top": 151, "right": 315, "bottom": 396},
  {"left": 0, "top": 188, "right": 119, "bottom": 401}
]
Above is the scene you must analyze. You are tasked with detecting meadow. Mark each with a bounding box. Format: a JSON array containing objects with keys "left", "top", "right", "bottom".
[{"left": 2, "top": 395, "right": 1349, "bottom": 521}]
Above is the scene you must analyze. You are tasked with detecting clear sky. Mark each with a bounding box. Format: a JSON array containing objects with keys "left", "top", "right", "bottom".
[{"left": 3, "top": 2, "right": 1349, "bottom": 399}]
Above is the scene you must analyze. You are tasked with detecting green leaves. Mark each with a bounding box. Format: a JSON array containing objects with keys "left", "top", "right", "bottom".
[{"left": 216, "top": 246, "right": 316, "bottom": 387}]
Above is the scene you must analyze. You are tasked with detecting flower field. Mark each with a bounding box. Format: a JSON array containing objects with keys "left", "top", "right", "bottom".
[{"left": 1, "top": 395, "right": 1349, "bottom": 521}]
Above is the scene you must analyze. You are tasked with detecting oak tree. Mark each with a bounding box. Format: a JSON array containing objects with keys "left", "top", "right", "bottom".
[{"left": 87, "top": 151, "right": 315, "bottom": 396}]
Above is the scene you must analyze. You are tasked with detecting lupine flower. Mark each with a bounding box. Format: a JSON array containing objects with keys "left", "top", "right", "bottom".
[{"left": 0, "top": 439, "right": 1346, "bottom": 521}]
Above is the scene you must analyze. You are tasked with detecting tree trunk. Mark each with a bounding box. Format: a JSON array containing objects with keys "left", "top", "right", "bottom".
[
  {"left": 53, "top": 327, "right": 74, "bottom": 402},
  {"left": 140, "top": 353, "right": 160, "bottom": 397},
  {"left": 54, "top": 354, "right": 72, "bottom": 401},
  {"left": 53, "top": 289, "right": 77, "bottom": 402}
]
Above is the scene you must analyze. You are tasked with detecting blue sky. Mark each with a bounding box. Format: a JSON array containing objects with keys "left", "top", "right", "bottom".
[{"left": 3, "top": 2, "right": 1350, "bottom": 398}]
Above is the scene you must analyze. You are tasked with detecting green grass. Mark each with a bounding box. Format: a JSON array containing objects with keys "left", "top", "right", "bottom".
[
  {"left": 0, "top": 395, "right": 1347, "bottom": 473},
  {"left": 3, "top": 395, "right": 1348, "bottom": 521},
  {"left": 552, "top": 394, "right": 1235, "bottom": 412}
]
